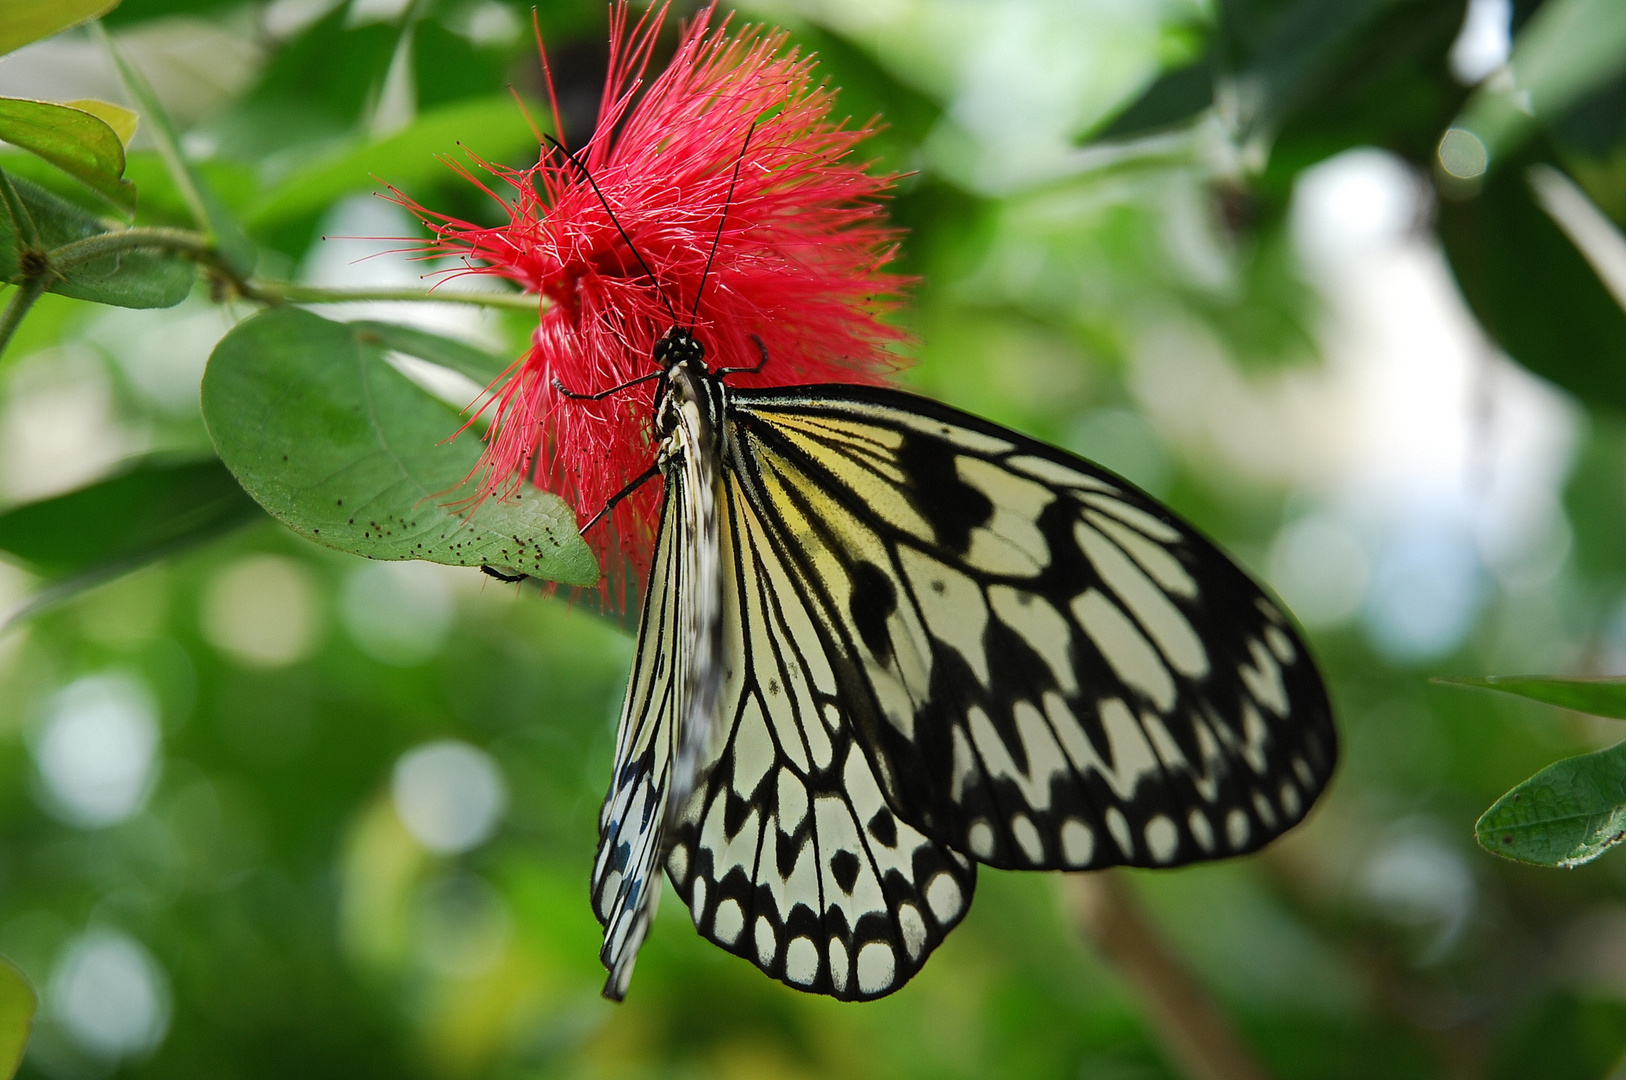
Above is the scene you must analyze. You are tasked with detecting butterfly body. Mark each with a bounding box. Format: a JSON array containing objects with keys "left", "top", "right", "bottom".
[{"left": 591, "top": 328, "right": 1336, "bottom": 1002}]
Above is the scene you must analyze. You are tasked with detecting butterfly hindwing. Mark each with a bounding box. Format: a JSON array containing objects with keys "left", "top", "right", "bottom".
[
  {"left": 593, "top": 476, "right": 688, "bottom": 1001},
  {"left": 663, "top": 463, "right": 976, "bottom": 1000},
  {"left": 724, "top": 384, "right": 1337, "bottom": 873}
]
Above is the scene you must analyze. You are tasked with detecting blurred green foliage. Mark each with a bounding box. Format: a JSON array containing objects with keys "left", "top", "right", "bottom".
[{"left": 3, "top": 0, "right": 1626, "bottom": 1078}]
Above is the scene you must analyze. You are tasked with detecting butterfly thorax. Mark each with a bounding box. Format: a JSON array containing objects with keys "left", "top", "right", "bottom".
[{"left": 652, "top": 326, "right": 728, "bottom": 471}]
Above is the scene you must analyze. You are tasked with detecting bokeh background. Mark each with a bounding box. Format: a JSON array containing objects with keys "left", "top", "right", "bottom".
[{"left": 2, "top": 0, "right": 1626, "bottom": 1076}]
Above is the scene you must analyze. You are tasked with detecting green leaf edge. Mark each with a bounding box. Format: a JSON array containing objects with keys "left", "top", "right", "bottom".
[{"left": 1432, "top": 675, "right": 1626, "bottom": 720}]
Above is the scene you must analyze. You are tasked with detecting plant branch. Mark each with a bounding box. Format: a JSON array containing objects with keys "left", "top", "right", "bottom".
[
  {"left": 0, "top": 278, "right": 49, "bottom": 361},
  {"left": 44, "top": 226, "right": 542, "bottom": 312},
  {"left": 1066, "top": 872, "right": 1272, "bottom": 1080},
  {"left": 49, "top": 226, "right": 218, "bottom": 270},
  {"left": 239, "top": 279, "right": 542, "bottom": 312}
]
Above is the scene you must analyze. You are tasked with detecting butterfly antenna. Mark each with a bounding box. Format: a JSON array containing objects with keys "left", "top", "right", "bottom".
[
  {"left": 543, "top": 133, "right": 679, "bottom": 325},
  {"left": 690, "top": 120, "right": 757, "bottom": 329}
]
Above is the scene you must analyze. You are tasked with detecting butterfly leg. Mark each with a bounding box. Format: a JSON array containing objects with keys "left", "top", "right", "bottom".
[
  {"left": 579, "top": 461, "right": 663, "bottom": 534},
  {"left": 553, "top": 370, "right": 663, "bottom": 401},
  {"left": 715, "top": 333, "right": 770, "bottom": 378}
]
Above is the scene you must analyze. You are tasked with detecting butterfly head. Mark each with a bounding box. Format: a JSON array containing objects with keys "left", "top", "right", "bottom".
[{"left": 653, "top": 326, "right": 707, "bottom": 374}]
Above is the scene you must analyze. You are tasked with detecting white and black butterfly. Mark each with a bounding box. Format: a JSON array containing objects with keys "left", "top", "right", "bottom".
[
  {"left": 544, "top": 134, "right": 1336, "bottom": 1003},
  {"left": 585, "top": 323, "right": 1336, "bottom": 1002}
]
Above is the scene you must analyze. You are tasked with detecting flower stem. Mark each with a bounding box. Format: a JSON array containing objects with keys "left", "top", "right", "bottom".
[{"left": 0, "top": 278, "right": 49, "bottom": 362}]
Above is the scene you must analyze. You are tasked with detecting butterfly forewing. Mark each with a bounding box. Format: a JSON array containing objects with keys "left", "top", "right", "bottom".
[
  {"left": 724, "top": 385, "right": 1337, "bottom": 873},
  {"left": 662, "top": 463, "right": 976, "bottom": 999}
]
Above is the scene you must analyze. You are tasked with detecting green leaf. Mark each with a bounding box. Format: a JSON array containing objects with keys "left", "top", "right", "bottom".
[
  {"left": 0, "top": 955, "right": 34, "bottom": 1080},
  {"left": 97, "top": 23, "right": 256, "bottom": 277},
  {"left": 246, "top": 95, "right": 544, "bottom": 230},
  {"left": 0, "top": 97, "right": 135, "bottom": 213},
  {"left": 0, "top": 456, "right": 260, "bottom": 578},
  {"left": 201, "top": 308, "right": 597, "bottom": 586},
  {"left": 0, "top": 456, "right": 261, "bottom": 626},
  {"left": 1475, "top": 739, "right": 1626, "bottom": 867},
  {"left": 349, "top": 319, "right": 511, "bottom": 383},
  {"left": 1434, "top": 675, "right": 1626, "bottom": 720},
  {"left": 0, "top": 170, "right": 192, "bottom": 308},
  {"left": 65, "top": 98, "right": 136, "bottom": 145},
  {"left": 0, "top": 0, "right": 118, "bottom": 57},
  {"left": 1437, "top": 151, "right": 1626, "bottom": 414}
]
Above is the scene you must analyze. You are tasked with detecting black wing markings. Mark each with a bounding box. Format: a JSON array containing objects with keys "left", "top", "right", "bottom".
[
  {"left": 663, "top": 462, "right": 976, "bottom": 1000},
  {"left": 725, "top": 383, "right": 1337, "bottom": 874}
]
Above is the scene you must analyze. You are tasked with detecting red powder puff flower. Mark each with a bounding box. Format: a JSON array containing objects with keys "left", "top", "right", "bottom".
[{"left": 399, "top": 2, "right": 908, "bottom": 602}]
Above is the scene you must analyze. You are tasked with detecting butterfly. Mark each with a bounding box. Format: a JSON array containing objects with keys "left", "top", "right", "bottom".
[{"left": 585, "top": 321, "right": 1337, "bottom": 1002}]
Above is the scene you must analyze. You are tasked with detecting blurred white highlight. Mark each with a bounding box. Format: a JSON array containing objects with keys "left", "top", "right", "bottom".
[
  {"left": 49, "top": 929, "right": 170, "bottom": 1059},
  {"left": 392, "top": 740, "right": 507, "bottom": 854},
  {"left": 1267, "top": 514, "right": 1370, "bottom": 629},
  {"left": 200, "top": 555, "right": 320, "bottom": 667},
  {"left": 342, "top": 561, "right": 455, "bottom": 666},
  {"left": 1450, "top": 0, "right": 1513, "bottom": 85},
  {"left": 1135, "top": 147, "right": 1575, "bottom": 661},
  {"left": 1360, "top": 828, "right": 1476, "bottom": 964},
  {"left": 34, "top": 674, "right": 160, "bottom": 828}
]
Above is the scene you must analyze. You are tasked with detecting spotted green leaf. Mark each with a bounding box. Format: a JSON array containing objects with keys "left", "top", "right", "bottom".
[
  {"left": 202, "top": 307, "right": 596, "bottom": 586},
  {"left": 1476, "top": 740, "right": 1626, "bottom": 867}
]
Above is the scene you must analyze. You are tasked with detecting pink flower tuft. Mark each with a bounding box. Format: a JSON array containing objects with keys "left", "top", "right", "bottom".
[{"left": 399, "top": 2, "right": 908, "bottom": 601}]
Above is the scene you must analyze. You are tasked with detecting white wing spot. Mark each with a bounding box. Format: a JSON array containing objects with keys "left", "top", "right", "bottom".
[
  {"left": 1252, "top": 790, "right": 1278, "bottom": 828},
  {"left": 714, "top": 898, "right": 744, "bottom": 945},
  {"left": 1006, "top": 453, "right": 1116, "bottom": 492},
  {"left": 1081, "top": 493, "right": 1181, "bottom": 542},
  {"left": 785, "top": 937, "right": 819, "bottom": 986},
  {"left": 732, "top": 701, "right": 775, "bottom": 798},
  {"left": 1075, "top": 520, "right": 1208, "bottom": 678},
  {"left": 968, "top": 818, "right": 995, "bottom": 858},
  {"left": 1293, "top": 755, "right": 1315, "bottom": 789},
  {"left": 1099, "top": 698, "right": 1161, "bottom": 799},
  {"left": 755, "top": 916, "right": 777, "bottom": 967},
  {"left": 989, "top": 585, "right": 1078, "bottom": 694},
  {"left": 1012, "top": 813, "right": 1044, "bottom": 863},
  {"left": 1240, "top": 702, "right": 1270, "bottom": 775},
  {"left": 951, "top": 726, "right": 978, "bottom": 801},
  {"left": 857, "top": 941, "right": 896, "bottom": 995},
  {"left": 1188, "top": 810, "right": 1214, "bottom": 852},
  {"left": 1265, "top": 624, "right": 1296, "bottom": 663},
  {"left": 1084, "top": 509, "right": 1196, "bottom": 598},
  {"left": 899, "top": 903, "right": 928, "bottom": 962},
  {"left": 1073, "top": 589, "right": 1175, "bottom": 711},
  {"left": 1280, "top": 781, "right": 1302, "bottom": 819},
  {"left": 900, "top": 548, "right": 991, "bottom": 686},
  {"left": 1226, "top": 809, "right": 1251, "bottom": 849},
  {"left": 1106, "top": 807, "right": 1133, "bottom": 857},
  {"left": 958, "top": 456, "right": 1053, "bottom": 576},
  {"left": 668, "top": 843, "right": 689, "bottom": 884},
  {"left": 926, "top": 872, "right": 963, "bottom": 924},
  {"left": 1145, "top": 815, "right": 1179, "bottom": 863},
  {"left": 1061, "top": 818, "right": 1095, "bottom": 866},
  {"left": 829, "top": 937, "right": 849, "bottom": 995},
  {"left": 777, "top": 768, "right": 808, "bottom": 834},
  {"left": 689, "top": 876, "right": 707, "bottom": 925},
  {"left": 826, "top": 936, "right": 852, "bottom": 995},
  {"left": 1239, "top": 638, "right": 1289, "bottom": 716}
]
